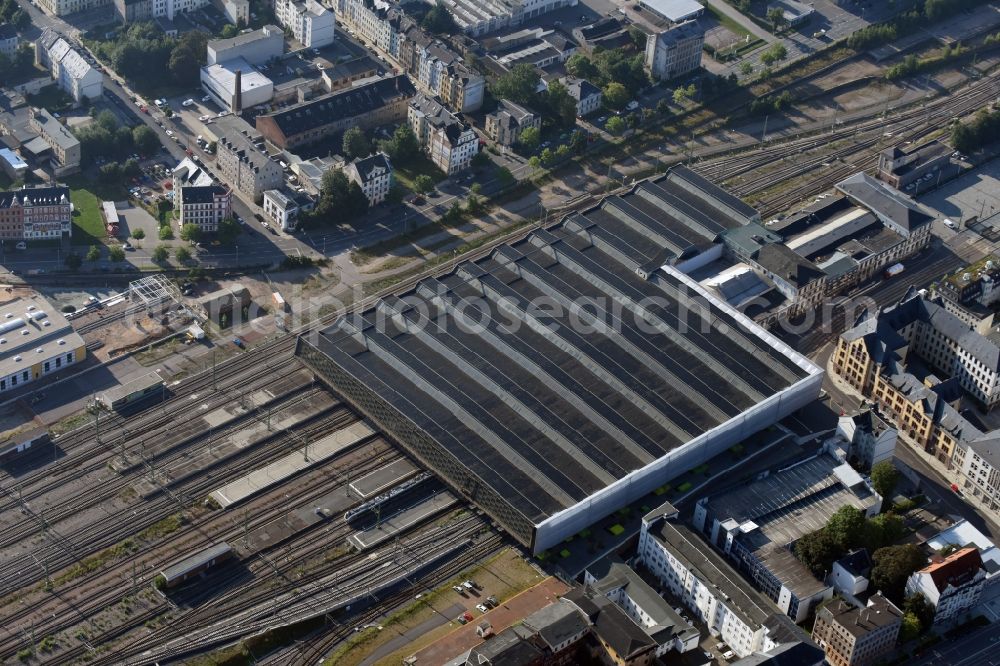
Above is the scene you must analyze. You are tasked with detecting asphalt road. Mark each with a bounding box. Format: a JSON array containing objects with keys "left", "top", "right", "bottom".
[{"left": 911, "top": 621, "right": 1000, "bottom": 665}]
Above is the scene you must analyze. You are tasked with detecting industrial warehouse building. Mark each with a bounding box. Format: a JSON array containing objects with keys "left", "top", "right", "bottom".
[
  {"left": 297, "top": 167, "right": 822, "bottom": 553},
  {"left": 0, "top": 296, "right": 85, "bottom": 394}
]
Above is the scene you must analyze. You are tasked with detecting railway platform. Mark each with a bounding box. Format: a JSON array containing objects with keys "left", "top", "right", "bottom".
[{"left": 348, "top": 489, "right": 458, "bottom": 550}]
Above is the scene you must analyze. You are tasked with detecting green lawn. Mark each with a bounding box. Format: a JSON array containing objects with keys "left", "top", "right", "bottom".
[
  {"left": 68, "top": 186, "right": 106, "bottom": 246},
  {"left": 393, "top": 154, "right": 446, "bottom": 192}
]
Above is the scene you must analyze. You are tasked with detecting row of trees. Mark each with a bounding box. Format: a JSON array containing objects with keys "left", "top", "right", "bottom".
[
  {"left": 301, "top": 169, "right": 368, "bottom": 227},
  {"left": 952, "top": 106, "right": 1000, "bottom": 153},
  {"left": 565, "top": 47, "right": 649, "bottom": 98},
  {"left": 490, "top": 65, "right": 579, "bottom": 130},
  {"left": 342, "top": 125, "right": 424, "bottom": 163},
  {"left": 795, "top": 505, "right": 905, "bottom": 578},
  {"left": 75, "top": 110, "right": 161, "bottom": 166},
  {"left": 89, "top": 23, "right": 208, "bottom": 90},
  {"left": 885, "top": 43, "right": 965, "bottom": 81},
  {"left": 846, "top": 0, "right": 981, "bottom": 51}
]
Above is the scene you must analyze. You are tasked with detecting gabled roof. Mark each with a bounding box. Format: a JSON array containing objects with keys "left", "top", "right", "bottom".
[
  {"left": 350, "top": 153, "right": 391, "bottom": 183},
  {"left": 836, "top": 172, "right": 934, "bottom": 232},
  {"left": 919, "top": 547, "right": 983, "bottom": 592},
  {"left": 836, "top": 548, "right": 872, "bottom": 578},
  {"left": 967, "top": 431, "right": 1000, "bottom": 472},
  {"left": 562, "top": 76, "right": 601, "bottom": 101}
]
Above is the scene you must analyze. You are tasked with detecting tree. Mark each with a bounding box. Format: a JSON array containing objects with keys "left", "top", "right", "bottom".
[
  {"left": 379, "top": 124, "right": 419, "bottom": 161},
  {"left": 109, "top": 245, "right": 125, "bottom": 262},
  {"left": 151, "top": 245, "right": 169, "bottom": 263},
  {"left": 566, "top": 53, "right": 598, "bottom": 81},
  {"left": 217, "top": 216, "right": 240, "bottom": 244},
  {"left": 342, "top": 127, "right": 369, "bottom": 160},
  {"left": 158, "top": 225, "right": 174, "bottom": 240},
  {"left": 795, "top": 529, "right": 841, "bottom": 577},
  {"left": 570, "top": 130, "right": 587, "bottom": 155},
  {"left": 904, "top": 593, "right": 935, "bottom": 629},
  {"left": 740, "top": 61, "right": 754, "bottom": 76},
  {"left": 86, "top": 245, "right": 101, "bottom": 262},
  {"left": 11, "top": 8, "right": 28, "bottom": 31},
  {"left": 472, "top": 151, "right": 491, "bottom": 169},
  {"left": 422, "top": 0, "right": 458, "bottom": 34},
  {"left": 867, "top": 512, "right": 904, "bottom": 550},
  {"left": 760, "top": 43, "right": 788, "bottom": 66},
  {"left": 527, "top": 156, "right": 541, "bottom": 170},
  {"left": 656, "top": 99, "right": 671, "bottom": 116},
  {"left": 305, "top": 169, "right": 368, "bottom": 225},
  {"left": 605, "top": 116, "right": 626, "bottom": 136},
  {"left": 518, "top": 126, "right": 541, "bottom": 152},
  {"left": 900, "top": 612, "right": 921, "bottom": 643},
  {"left": 99, "top": 162, "right": 122, "bottom": 183},
  {"left": 826, "top": 505, "right": 867, "bottom": 550},
  {"left": 413, "top": 174, "right": 435, "bottom": 194},
  {"left": 65, "top": 252, "right": 82, "bottom": 270},
  {"left": 496, "top": 167, "right": 514, "bottom": 187},
  {"left": 545, "top": 81, "right": 578, "bottom": 129},
  {"left": 220, "top": 23, "right": 239, "bottom": 38},
  {"left": 175, "top": 246, "right": 192, "bottom": 263},
  {"left": 673, "top": 86, "right": 691, "bottom": 105},
  {"left": 555, "top": 144, "right": 571, "bottom": 161},
  {"left": 492, "top": 63, "right": 540, "bottom": 106},
  {"left": 628, "top": 25, "right": 648, "bottom": 49},
  {"left": 871, "top": 460, "right": 900, "bottom": 500},
  {"left": 132, "top": 126, "right": 159, "bottom": 156},
  {"left": 871, "top": 545, "right": 926, "bottom": 603},
  {"left": 767, "top": 7, "right": 787, "bottom": 32},
  {"left": 539, "top": 147, "right": 554, "bottom": 166},
  {"left": 131, "top": 228, "right": 146, "bottom": 240},
  {"left": 169, "top": 30, "right": 208, "bottom": 86},
  {"left": 603, "top": 82, "right": 629, "bottom": 111},
  {"left": 180, "top": 223, "right": 201, "bottom": 243},
  {"left": 122, "top": 158, "right": 141, "bottom": 179}
]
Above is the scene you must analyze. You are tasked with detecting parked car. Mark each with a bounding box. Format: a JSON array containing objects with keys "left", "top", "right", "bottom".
[
  {"left": 182, "top": 98, "right": 195, "bottom": 107},
  {"left": 944, "top": 219, "right": 957, "bottom": 229},
  {"left": 476, "top": 604, "right": 488, "bottom": 613},
  {"left": 452, "top": 585, "right": 465, "bottom": 594},
  {"left": 456, "top": 615, "right": 467, "bottom": 624},
  {"left": 232, "top": 337, "right": 245, "bottom": 348}
]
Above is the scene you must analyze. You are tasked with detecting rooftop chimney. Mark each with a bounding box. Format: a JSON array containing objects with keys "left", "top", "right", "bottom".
[{"left": 234, "top": 69, "right": 242, "bottom": 114}]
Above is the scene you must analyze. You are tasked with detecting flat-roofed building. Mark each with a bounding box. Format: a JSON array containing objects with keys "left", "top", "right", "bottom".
[
  {"left": 262, "top": 188, "right": 300, "bottom": 231},
  {"left": 296, "top": 168, "right": 821, "bottom": 554},
  {"left": 0, "top": 295, "right": 85, "bottom": 394},
  {"left": 877, "top": 140, "right": 955, "bottom": 190},
  {"left": 200, "top": 58, "right": 274, "bottom": 112},
  {"left": 0, "top": 147, "right": 27, "bottom": 180},
  {"left": 644, "top": 20, "right": 704, "bottom": 81},
  {"left": 812, "top": 595, "right": 901, "bottom": 666},
  {"left": 692, "top": 451, "right": 881, "bottom": 622},
  {"left": 177, "top": 185, "right": 231, "bottom": 232},
  {"left": 256, "top": 75, "right": 415, "bottom": 149},
  {"left": 207, "top": 24, "right": 284, "bottom": 66}
]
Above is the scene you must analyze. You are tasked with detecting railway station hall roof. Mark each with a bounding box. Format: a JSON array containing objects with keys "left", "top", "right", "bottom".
[{"left": 298, "top": 168, "right": 817, "bottom": 550}]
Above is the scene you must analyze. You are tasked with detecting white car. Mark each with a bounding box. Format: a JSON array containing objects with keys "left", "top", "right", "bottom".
[
  {"left": 475, "top": 604, "right": 488, "bottom": 613},
  {"left": 182, "top": 99, "right": 195, "bottom": 107},
  {"left": 944, "top": 219, "right": 957, "bottom": 229},
  {"left": 165, "top": 129, "right": 174, "bottom": 137}
]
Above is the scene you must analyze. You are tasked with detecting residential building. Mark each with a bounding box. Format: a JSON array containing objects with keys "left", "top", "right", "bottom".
[
  {"left": 0, "top": 296, "right": 85, "bottom": 394},
  {"left": 692, "top": 451, "right": 881, "bottom": 623},
  {"left": 904, "top": 547, "right": 988, "bottom": 626},
  {"left": 644, "top": 20, "right": 704, "bottom": 81},
  {"left": 0, "top": 186, "right": 72, "bottom": 240},
  {"left": 177, "top": 185, "right": 231, "bottom": 232},
  {"left": 36, "top": 0, "right": 111, "bottom": 17},
  {"left": 27, "top": 107, "right": 80, "bottom": 175},
  {"left": 834, "top": 289, "right": 1000, "bottom": 418},
  {"left": 954, "top": 432, "right": 1000, "bottom": 516},
  {"left": 484, "top": 99, "right": 540, "bottom": 148},
  {"left": 172, "top": 156, "right": 214, "bottom": 190},
  {"left": 924, "top": 519, "right": 1000, "bottom": 601},
  {"left": 584, "top": 560, "right": 700, "bottom": 658},
  {"left": 876, "top": 140, "right": 955, "bottom": 190},
  {"left": 35, "top": 30, "right": 102, "bottom": 105},
  {"left": 408, "top": 94, "right": 478, "bottom": 175},
  {"left": 207, "top": 25, "right": 284, "bottom": 66},
  {"left": 114, "top": 0, "right": 153, "bottom": 22},
  {"left": 836, "top": 409, "right": 897, "bottom": 470},
  {"left": 275, "top": 0, "right": 335, "bottom": 48},
  {"left": 201, "top": 59, "right": 274, "bottom": 112},
  {"left": 213, "top": 115, "right": 283, "bottom": 202},
  {"left": 256, "top": 75, "right": 415, "bottom": 150},
  {"left": 262, "top": 188, "right": 300, "bottom": 231},
  {"left": 827, "top": 549, "right": 872, "bottom": 598},
  {"left": 332, "top": 0, "right": 483, "bottom": 112},
  {"left": 561, "top": 76, "right": 602, "bottom": 117},
  {"left": 639, "top": 501, "right": 801, "bottom": 659},
  {"left": 114, "top": 0, "right": 213, "bottom": 22},
  {"left": 213, "top": 0, "right": 248, "bottom": 24},
  {"left": 811, "top": 594, "right": 901, "bottom": 666},
  {"left": 0, "top": 24, "right": 20, "bottom": 58},
  {"left": 344, "top": 153, "right": 392, "bottom": 206},
  {"left": 933, "top": 256, "right": 1000, "bottom": 331}
]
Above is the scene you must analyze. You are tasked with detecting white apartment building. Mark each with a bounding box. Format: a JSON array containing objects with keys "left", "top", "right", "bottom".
[
  {"left": 262, "top": 189, "right": 300, "bottom": 231},
  {"left": 275, "top": 0, "right": 335, "bottom": 48},
  {"left": 953, "top": 432, "right": 1000, "bottom": 515},
  {"left": 561, "top": 76, "right": 602, "bottom": 117},
  {"left": 35, "top": 30, "right": 102, "bottom": 105},
  {"left": 904, "top": 547, "right": 988, "bottom": 626},
  {"left": 644, "top": 19, "right": 704, "bottom": 81},
  {"left": 0, "top": 25, "right": 20, "bottom": 59},
  {"left": 177, "top": 185, "right": 231, "bottom": 232},
  {"left": 408, "top": 94, "right": 478, "bottom": 176},
  {"left": 37, "top": 0, "right": 110, "bottom": 17},
  {"left": 28, "top": 107, "right": 81, "bottom": 175},
  {"left": 344, "top": 153, "right": 392, "bottom": 206},
  {"left": 638, "top": 502, "right": 782, "bottom": 659}
]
